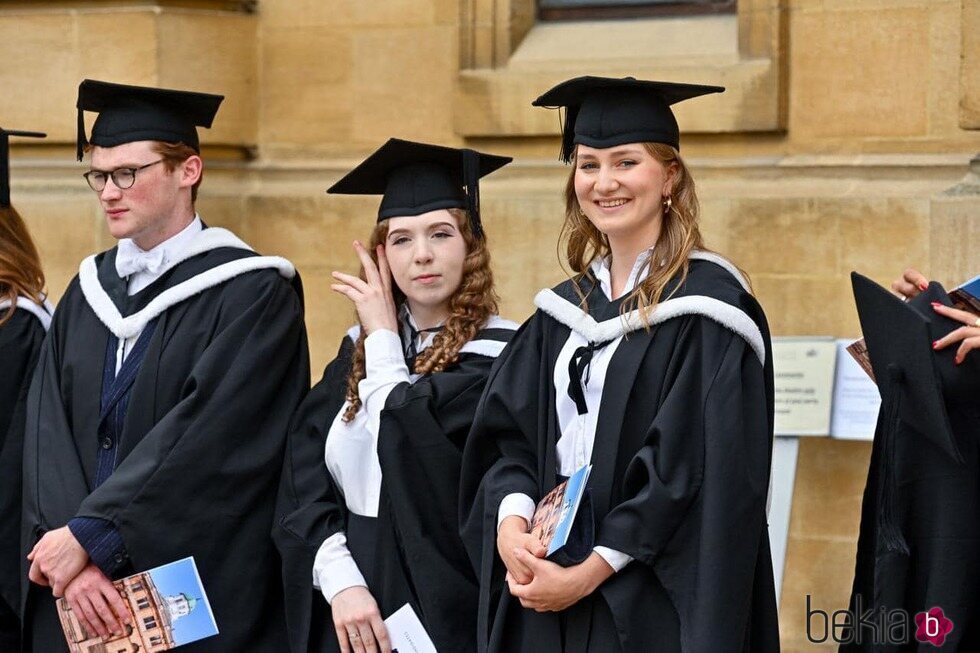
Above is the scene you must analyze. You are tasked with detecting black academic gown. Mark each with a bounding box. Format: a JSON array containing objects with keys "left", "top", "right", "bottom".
[
  {"left": 843, "top": 330, "right": 980, "bottom": 650},
  {"left": 460, "top": 256, "right": 781, "bottom": 653},
  {"left": 0, "top": 304, "right": 47, "bottom": 652},
  {"left": 275, "top": 322, "right": 515, "bottom": 653},
  {"left": 20, "top": 237, "right": 309, "bottom": 652}
]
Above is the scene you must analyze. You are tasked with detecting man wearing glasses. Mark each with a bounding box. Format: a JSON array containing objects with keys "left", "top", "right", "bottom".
[{"left": 20, "top": 80, "right": 309, "bottom": 652}]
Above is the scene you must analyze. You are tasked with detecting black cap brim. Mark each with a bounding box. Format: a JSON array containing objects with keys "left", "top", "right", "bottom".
[
  {"left": 532, "top": 76, "right": 725, "bottom": 108},
  {"left": 76, "top": 79, "right": 224, "bottom": 161},
  {"left": 532, "top": 76, "right": 724, "bottom": 162},
  {"left": 326, "top": 138, "right": 511, "bottom": 237},
  {"left": 851, "top": 272, "right": 961, "bottom": 462},
  {"left": 327, "top": 138, "right": 511, "bottom": 196}
]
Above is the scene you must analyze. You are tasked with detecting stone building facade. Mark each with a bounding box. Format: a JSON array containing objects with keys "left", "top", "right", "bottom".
[{"left": 2, "top": 1, "right": 978, "bottom": 649}]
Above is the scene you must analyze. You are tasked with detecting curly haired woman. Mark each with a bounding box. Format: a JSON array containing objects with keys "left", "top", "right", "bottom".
[
  {"left": 459, "top": 77, "right": 780, "bottom": 653},
  {"left": 275, "top": 139, "right": 516, "bottom": 653}
]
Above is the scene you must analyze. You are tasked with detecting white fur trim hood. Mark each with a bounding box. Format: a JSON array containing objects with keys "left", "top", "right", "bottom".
[
  {"left": 79, "top": 227, "right": 296, "bottom": 340},
  {"left": 533, "top": 252, "right": 766, "bottom": 365},
  {"left": 0, "top": 296, "right": 55, "bottom": 331}
]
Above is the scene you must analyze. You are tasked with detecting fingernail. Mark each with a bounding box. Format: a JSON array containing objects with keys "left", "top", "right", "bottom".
[
  {"left": 955, "top": 357, "right": 962, "bottom": 365},
  {"left": 919, "top": 282, "right": 928, "bottom": 290},
  {"left": 933, "top": 340, "right": 940, "bottom": 349},
  {"left": 931, "top": 302, "right": 940, "bottom": 307}
]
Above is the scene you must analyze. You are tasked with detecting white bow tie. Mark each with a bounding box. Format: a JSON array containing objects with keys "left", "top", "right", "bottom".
[{"left": 116, "top": 240, "right": 167, "bottom": 278}]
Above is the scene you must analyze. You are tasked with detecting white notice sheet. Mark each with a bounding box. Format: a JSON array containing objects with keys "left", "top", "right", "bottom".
[{"left": 385, "top": 604, "right": 438, "bottom": 653}]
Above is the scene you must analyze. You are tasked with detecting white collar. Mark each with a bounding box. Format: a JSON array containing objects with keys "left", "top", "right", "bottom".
[
  {"left": 79, "top": 226, "right": 296, "bottom": 339},
  {"left": 400, "top": 304, "right": 443, "bottom": 355},
  {"left": 590, "top": 248, "right": 656, "bottom": 301},
  {"left": 115, "top": 215, "right": 203, "bottom": 282}
]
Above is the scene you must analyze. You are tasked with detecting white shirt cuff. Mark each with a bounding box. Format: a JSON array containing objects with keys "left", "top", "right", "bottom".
[
  {"left": 593, "top": 546, "right": 633, "bottom": 572},
  {"left": 312, "top": 532, "right": 368, "bottom": 604},
  {"left": 362, "top": 328, "right": 408, "bottom": 373},
  {"left": 496, "top": 493, "right": 537, "bottom": 531}
]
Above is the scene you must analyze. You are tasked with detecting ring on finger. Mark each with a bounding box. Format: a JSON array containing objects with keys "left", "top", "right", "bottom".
[
  {"left": 348, "top": 629, "right": 361, "bottom": 640},
  {"left": 974, "top": 317, "right": 980, "bottom": 328}
]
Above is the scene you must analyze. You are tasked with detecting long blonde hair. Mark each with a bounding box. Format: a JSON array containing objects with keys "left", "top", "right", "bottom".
[
  {"left": 342, "top": 208, "right": 498, "bottom": 421},
  {"left": 0, "top": 205, "right": 46, "bottom": 326},
  {"left": 561, "top": 142, "right": 738, "bottom": 324}
]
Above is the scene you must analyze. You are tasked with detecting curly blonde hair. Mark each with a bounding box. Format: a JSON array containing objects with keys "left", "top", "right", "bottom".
[
  {"left": 561, "top": 142, "right": 744, "bottom": 324},
  {"left": 342, "top": 208, "right": 498, "bottom": 421}
]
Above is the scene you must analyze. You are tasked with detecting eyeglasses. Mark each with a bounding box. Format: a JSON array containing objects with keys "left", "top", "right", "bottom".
[{"left": 82, "top": 159, "right": 165, "bottom": 192}]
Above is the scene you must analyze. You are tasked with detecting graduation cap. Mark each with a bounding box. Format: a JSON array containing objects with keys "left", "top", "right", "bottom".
[
  {"left": 851, "top": 272, "right": 967, "bottom": 553},
  {"left": 532, "top": 76, "right": 724, "bottom": 162},
  {"left": 76, "top": 79, "right": 224, "bottom": 161},
  {"left": 327, "top": 138, "right": 512, "bottom": 239},
  {"left": 1, "top": 128, "right": 46, "bottom": 208}
]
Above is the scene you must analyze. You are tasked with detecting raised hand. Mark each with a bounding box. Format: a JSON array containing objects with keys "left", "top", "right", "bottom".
[{"left": 332, "top": 241, "right": 398, "bottom": 335}]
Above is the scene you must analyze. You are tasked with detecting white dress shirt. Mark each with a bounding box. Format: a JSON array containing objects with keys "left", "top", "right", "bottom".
[
  {"left": 313, "top": 309, "right": 438, "bottom": 603},
  {"left": 497, "top": 248, "right": 658, "bottom": 573},
  {"left": 112, "top": 216, "right": 203, "bottom": 374}
]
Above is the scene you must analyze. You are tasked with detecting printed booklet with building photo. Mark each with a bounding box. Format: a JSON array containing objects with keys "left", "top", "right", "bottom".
[
  {"left": 529, "top": 464, "right": 592, "bottom": 556},
  {"left": 57, "top": 556, "right": 218, "bottom": 652}
]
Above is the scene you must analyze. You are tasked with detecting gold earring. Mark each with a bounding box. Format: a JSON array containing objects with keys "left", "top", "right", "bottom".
[{"left": 662, "top": 195, "right": 673, "bottom": 214}]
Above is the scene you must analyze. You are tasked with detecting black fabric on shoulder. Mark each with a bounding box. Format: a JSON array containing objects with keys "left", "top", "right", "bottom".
[
  {"left": 474, "top": 326, "right": 517, "bottom": 343},
  {"left": 0, "top": 308, "right": 46, "bottom": 640}
]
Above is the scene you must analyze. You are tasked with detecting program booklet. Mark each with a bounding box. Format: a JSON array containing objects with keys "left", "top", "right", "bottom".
[
  {"left": 57, "top": 556, "right": 218, "bottom": 652},
  {"left": 529, "top": 464, "right": 592, "bottom": 556},
  {"left": 950, "top": 273, "right": 980, "bottom": 314}
]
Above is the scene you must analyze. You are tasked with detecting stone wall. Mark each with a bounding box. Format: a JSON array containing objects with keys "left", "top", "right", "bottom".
[{"left": 2, "top": 1, "right": 978, "bottom": 648}]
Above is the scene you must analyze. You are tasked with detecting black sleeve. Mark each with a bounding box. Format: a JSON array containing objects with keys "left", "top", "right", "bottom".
[
  {"left": 0, "top": 312, "right": 45, "bottom": 613},
  {"left": 375, "top": 353, "right": 500, "bottom": 650},
  {"left": 457, "top": 316, "right": 548, "bottom": 646},
  {"left": 275, "top": 337, "right": 354, "bottom": 551},
  {"left": 273, "top": 337, "right": 354, "bottom": 653},
  {"left": 599, "top": 318, "right": 775, "bottom": 652},
  {"left": 0, "top": 311, "right": 46, "bottom": 445}
]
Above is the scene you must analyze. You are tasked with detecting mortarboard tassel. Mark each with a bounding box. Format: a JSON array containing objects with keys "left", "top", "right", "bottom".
[
  {"left": 462, "top": 148, "right": 483, "bottom": 239},
  {"left": 876, "top": 365, "right": 911, "bottom": 556},
  {"left": 559, "top": 105, "right": 580, "bottom": 164},
  {"left": 76, "top": 106, "right": 87, "bottom": 162},
  {"left": 1, "top": 131, "right": 10, "bottom": 208}
]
